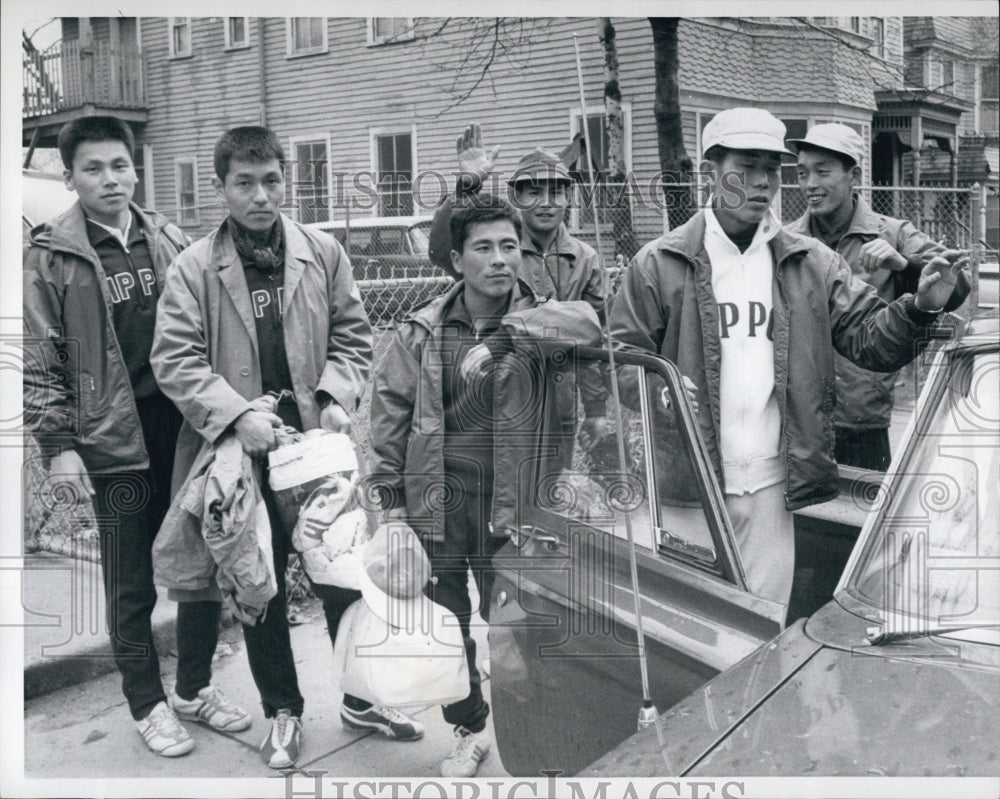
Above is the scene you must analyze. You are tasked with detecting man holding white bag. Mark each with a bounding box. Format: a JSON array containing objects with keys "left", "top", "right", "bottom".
[{"left": 151, "top": 125, "right": 422, "bottom": 769}]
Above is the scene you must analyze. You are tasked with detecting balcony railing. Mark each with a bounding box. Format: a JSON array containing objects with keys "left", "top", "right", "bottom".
[
  {"left": 961, "top": 132, "right": 1000, "bottom": 147},
  {"left": 23, "top": 39, "right": 145, "bottom": 118}
]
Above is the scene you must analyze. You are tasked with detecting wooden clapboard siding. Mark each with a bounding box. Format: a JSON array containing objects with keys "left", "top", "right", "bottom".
[{"left": 137, "top": 15, "right": 899, "bottom": 240}]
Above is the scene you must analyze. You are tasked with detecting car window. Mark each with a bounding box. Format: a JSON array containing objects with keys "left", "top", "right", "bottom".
[
  {"left": 374, "top": 227, "right": 405, "bottom": 255},
  {"left": 530, "top": 355, "right": 741, "bottom": 584},
  {"left": 847, "top": 349, "right": 999, "bottom": 637},
  {"left": 409, "top": 222, "right": 431, "bottom": 255}
]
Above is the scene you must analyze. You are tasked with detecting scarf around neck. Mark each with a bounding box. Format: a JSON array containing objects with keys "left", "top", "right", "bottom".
[{"left": 228, "top": 216, "right": 285, "bottom": 273}]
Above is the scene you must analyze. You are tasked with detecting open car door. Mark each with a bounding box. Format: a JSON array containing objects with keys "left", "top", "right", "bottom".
[{"left": 488, "top": 348, "right": 787, "bottom": 776}]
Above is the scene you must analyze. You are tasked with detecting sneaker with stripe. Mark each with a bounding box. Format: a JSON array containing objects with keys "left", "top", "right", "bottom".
[
  {"left": 260, "top": 708, "right": 302, "bottom": 769},
  {"left": 340, "top": 703, "right": 424, "bottom": 740},
  {"left": 440, "top": 726, "right": 491, "bottom": 777},
  {"left": 169, "top": 685, "right": 252, "bottom": 732},
  {"left": 135, "top": 701, "right": 194, "bottom": 757}
]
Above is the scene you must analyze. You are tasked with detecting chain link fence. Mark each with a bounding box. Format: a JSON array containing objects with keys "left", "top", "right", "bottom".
[{"left": 23, "top": 182, "right": 996, "bottom": 564}]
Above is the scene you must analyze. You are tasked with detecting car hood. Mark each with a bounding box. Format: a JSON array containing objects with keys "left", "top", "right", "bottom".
[{"left": 581, "top": 602, "right": 1000, "bottom": 777}]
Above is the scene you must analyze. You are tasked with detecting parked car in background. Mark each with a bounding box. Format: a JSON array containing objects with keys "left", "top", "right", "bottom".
[
  {"left": 22, "top": 169, "right": 76, "bottom": 247},
  {"left": 307, "top": 215, "right": 438, "bottom": 280},
  {"left": 488, "top": 312, "right": 999, "bottom": 778},
  {"left": 308, "top": 215, "right": 451, "bottom": 325}
]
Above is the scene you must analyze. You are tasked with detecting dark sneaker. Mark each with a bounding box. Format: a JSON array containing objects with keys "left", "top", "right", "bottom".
[
  {"left": 441, "top": 726, "right": 491, "bottom": 777},
  {"left": 340, "top": 703, "right": 424, "bottom": 741},
  {"left": 135, "top": 701, "right": 194, "bottom": 757},
  {"left": 259, "top": 709, "right": 302, "bottom": 769},
  {"left": 169, "top": 685, "right": 252, "bottom": 732}
]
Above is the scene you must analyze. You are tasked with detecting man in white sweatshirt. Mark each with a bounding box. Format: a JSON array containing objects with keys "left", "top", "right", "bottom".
[{"left": 609, "top": 108, "right": 969, "bottom": 608}]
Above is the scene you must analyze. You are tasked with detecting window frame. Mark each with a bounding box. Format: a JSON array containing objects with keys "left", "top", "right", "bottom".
[
  {"left": 369, "top": 125, "right": 419, "bottom": 217},
  {"left": 567, "top": 103, "right": 633, "bottom": 233},
  {"left": 286, "top": 17, "right": 328, "bottom": 58},
  {"left": 288, "top": 134, "right": 332, "bottom": 224},
  {"left": 367, "top": 17, "right": 415, "bottom": 46},
  {"left": 224, "top": 17, "right": 250, "bottom": 50},
  {"left": 173, "top": 157, "right": 199, "bottom": 226},
  {"left": 168, "top": 17, "right": 192, "bottom": 59}
]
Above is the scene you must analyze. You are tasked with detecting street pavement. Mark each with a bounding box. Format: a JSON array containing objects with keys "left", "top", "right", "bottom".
[
  {"left": 22, "top": 582, "right": 509, "bottom": 780},
  {"left": 18, "top": 386, "right": 921, "bottom": 783}
]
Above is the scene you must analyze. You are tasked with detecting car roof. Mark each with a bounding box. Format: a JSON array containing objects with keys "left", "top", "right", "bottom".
[
  {"left": 23, "top": 169, "right": 77, "bottom": 228},
  {"left": 306, "top": 215, "right": 432, "bottom": 231}
]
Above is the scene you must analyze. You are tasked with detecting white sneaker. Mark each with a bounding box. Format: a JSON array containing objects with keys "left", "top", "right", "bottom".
[
  {"left": 169, "top": 685, "right": 252, "bottom": 732},
  {"left": 135, "top": 701, "right": 194, "bottom": 757},
  {"left": 260, "top": 709, "right": 302, "bottom": 769},
  {"left": 441, "top": 726, "right": 491, "bottom": 777}
]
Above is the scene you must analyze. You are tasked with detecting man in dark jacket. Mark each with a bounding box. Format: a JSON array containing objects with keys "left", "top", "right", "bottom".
[
  {"left": 609, "top": 107, "right": 969, "bottom": 610},
  {"left": 371, "top": 194, "right": 600, "bottom": 778},
  {"left": 786, "top": 123, "right": 969, "bottom": 470},
  {"left": 23, "top": 116, "right": 249, "bottom": 757}
]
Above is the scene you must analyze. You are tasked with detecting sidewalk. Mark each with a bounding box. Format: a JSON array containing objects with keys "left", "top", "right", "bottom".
[{"left": 21, "top": 566, "right": 507, "bottom": 779}]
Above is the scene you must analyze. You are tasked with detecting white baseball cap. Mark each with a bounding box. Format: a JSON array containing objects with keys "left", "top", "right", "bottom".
[
  {"left": 702, "top": 108, "right": 793, "bottom": 157},
  {"left": 787, "top": 123, "right": 865, "bottom": 166}
]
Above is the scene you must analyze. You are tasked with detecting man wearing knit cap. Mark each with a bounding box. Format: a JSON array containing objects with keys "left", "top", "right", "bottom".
[
  {"left": 787, "top": 123, "right": 970, "bottom": 470},
  {"left": 609, "top": 107, "right": 969, "bottom": 610}
]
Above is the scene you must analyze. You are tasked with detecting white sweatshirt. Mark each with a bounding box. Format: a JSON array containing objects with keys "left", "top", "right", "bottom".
[{"left": 703, "top": 208, "right": 784, "bottom": 495}]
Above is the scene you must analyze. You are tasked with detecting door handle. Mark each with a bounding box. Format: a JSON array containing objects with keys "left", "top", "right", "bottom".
[{"left": 510, "top": 524, "right": 561, "bottom": 551}]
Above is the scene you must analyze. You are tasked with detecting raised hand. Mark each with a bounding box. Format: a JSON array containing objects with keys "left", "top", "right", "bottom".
[
  {"left": 915, "top": 249, "right": 969, "bottom": 312},
  {"left": 457, "top": 122, "right": 501, "bottom": 188}
]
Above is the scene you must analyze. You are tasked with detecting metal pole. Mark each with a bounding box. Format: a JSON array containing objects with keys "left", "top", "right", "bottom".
[{"left": 572, "top": 34, "right": 658, "bottom": 729}]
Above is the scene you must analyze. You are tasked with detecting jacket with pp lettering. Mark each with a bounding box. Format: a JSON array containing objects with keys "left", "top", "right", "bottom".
[
  {"left": 610, "top": 210, "right": 949, "bottom": 511},
  {"left": 23, "top": 201, "right": 189, "bottom": 472}
]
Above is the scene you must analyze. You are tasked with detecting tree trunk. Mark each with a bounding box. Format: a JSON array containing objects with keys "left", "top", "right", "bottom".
[
  {"left": 649, "top": 18, "right": 695, "bottom": 230},
  {"left": 598, "top": 17, "right": 639, "bottom": 260}
]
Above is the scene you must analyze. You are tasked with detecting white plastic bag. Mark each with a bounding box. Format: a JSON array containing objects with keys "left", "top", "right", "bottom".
[{"left": 331, "top": 593, "right": 470, "bottom": 709}]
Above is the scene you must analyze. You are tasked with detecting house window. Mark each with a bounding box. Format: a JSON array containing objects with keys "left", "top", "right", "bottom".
[
  {"left": 291, "top": 139, "right": 330, "bottom": 224},
  {"left": 981, "top": 62, "right": 1000, "bottom": 132},
  {"left": 287, "top": 18, "right": 327, "bottom": 56},
  {"left": 870, "top": 17, "right": 885, "bottom": 59},
  {"left": 569, "top": 105, "right": 633, "bottom": 231},
  {"left": 849, "top": 17, "right": 861, "bottom": 34},
  {"left": 169, "top": 17, "right": 192, "bottom": 58},
  {"left": 780, "top": 118, "right": 809, "bottom": 188},
  {"left": 175, "top": 159, "right": 198, "bottom": 225},
  {"left": 367, "top": 18, "right": 415, "bottom": 45},
  {"left": 225, "top": 17, "right": 249, "bottom": 49},
  {"left": 372, "top": 131, "right": 415, "bottom": 216}
]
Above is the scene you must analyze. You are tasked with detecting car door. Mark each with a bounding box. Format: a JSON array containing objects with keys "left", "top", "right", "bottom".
[{"left": 488, "top": 347, "right": 786, "bottom": 777}]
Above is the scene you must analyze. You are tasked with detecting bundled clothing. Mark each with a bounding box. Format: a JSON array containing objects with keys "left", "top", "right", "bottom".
[{"left": 153, "top": 435, "right": 276, "bottom": 624}]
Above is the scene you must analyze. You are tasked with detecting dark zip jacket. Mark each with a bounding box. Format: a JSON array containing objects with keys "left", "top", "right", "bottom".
[{"left": 23, "top": 201, "right": 189, "bottom": 472}]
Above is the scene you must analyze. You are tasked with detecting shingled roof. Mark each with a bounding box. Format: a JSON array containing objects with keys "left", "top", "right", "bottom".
[{"left": 677, "top": 20, "right": 880, "bottom": 109}]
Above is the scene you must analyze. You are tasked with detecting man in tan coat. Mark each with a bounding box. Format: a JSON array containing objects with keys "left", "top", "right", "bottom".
[{"left": 151, "top": 126, "right": 420, "bottom": 769}]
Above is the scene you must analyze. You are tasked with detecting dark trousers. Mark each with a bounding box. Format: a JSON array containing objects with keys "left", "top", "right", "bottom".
[
  {"left": 240, "top": 405, "right": 370, "bottom": 718},
  {"left": 834, "top": 426, "right": 892, "bottom": 472},
  {"left": 424, "top": 491, "right": 505, "bottom": 734},
  {"left": 91, "top": 394, "right": 220, "bottom": 720}
]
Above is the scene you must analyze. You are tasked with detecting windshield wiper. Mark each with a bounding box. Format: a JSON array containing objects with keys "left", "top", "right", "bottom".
[{"left": 866, "top": 623, "right": 1000, "bottom": 646}]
